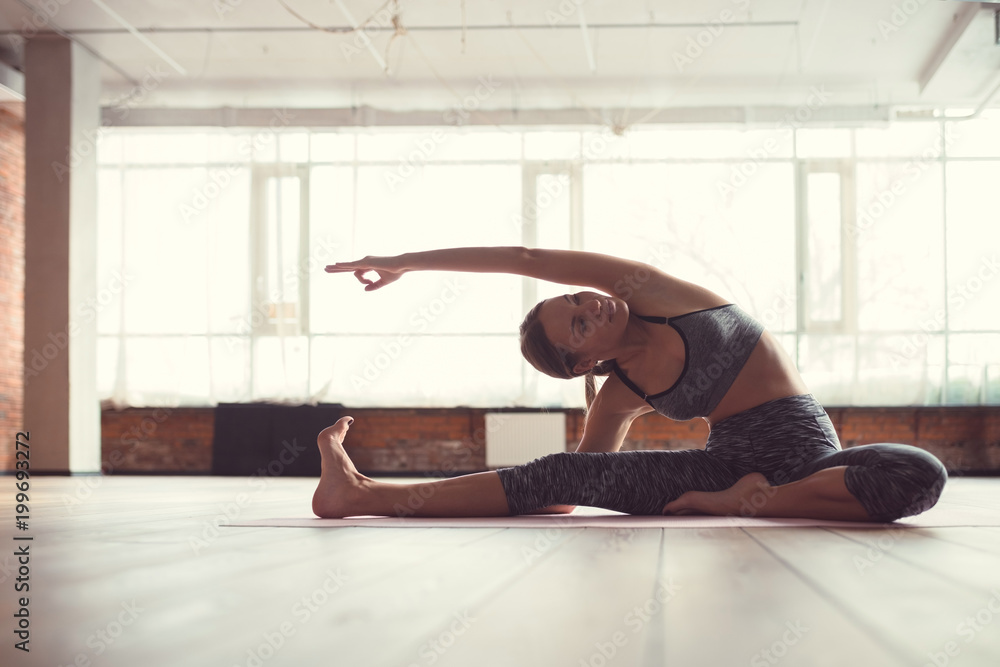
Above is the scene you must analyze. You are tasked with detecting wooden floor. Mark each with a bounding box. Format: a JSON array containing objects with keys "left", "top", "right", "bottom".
[{"left": 3, "top": 476, "right": 1000, "bottom": 667}]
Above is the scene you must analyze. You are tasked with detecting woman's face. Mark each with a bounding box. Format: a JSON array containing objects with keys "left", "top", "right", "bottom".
[{"left": 537, "top": 291, "right": 628, "bottom": 374}]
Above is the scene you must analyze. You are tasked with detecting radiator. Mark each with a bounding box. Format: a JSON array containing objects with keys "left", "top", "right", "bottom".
[{"left": 485, "top": 412, "right": 567, "bottom": 468}]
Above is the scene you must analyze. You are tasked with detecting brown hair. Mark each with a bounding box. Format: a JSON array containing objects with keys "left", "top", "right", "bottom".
[{"left": 519, "top": 299, "right": 614, "bottom": 412}]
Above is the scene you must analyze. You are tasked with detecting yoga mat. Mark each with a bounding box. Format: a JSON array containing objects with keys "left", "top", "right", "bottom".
[{"left": 227, "top": 501, "right": 1000, "bottom": 529}]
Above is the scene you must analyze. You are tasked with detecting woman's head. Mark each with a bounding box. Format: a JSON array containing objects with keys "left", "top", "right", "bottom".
[{"left": 519, "top": 291, "right": 626, "bottom": 379}]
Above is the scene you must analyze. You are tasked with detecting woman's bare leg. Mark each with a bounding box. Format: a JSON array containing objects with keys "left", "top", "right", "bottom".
[
  {"left": 312, "top": 417, "right": 511, "bottom": 518},
  {"left": 661, "top": 468, "right": 873, "bottom": 521}
]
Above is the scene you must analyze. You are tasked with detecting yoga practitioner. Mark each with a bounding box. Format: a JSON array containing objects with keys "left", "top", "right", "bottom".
[{"left": 313, "top": 247, "right": 947, "bottom": 522}]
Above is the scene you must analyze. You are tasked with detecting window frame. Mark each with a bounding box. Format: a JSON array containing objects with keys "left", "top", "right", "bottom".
[
  {"left": 796, "top": 159, "right": 858, "bottom": 335},
  {"left": 249, "top": 163, "right": 311, "bottom": 338}
]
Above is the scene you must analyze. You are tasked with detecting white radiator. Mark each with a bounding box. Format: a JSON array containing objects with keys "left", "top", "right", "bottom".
[{"left": 485, "top": 412, "right": 567, "bottom": 468}]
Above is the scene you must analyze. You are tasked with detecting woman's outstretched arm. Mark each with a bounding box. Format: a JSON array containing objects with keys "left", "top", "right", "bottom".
[{"left": 326, "top": 246, "right": 663, "bottom": 296}]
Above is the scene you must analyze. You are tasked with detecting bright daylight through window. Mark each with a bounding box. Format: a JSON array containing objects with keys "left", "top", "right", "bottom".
[{"left": 95, "top": 115, "right": 1000, "bottom": 409}]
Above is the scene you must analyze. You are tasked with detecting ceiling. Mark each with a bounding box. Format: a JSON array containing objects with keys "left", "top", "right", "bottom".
[{"left": 0, "top": 0, "right": 998, "bottom": 123}]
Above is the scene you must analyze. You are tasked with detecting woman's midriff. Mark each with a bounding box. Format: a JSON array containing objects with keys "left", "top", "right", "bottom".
[{"left": 705, "top": 329, "right": 809, "bottom": 428}]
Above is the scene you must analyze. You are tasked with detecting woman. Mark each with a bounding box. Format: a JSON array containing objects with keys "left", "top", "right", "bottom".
[{"left": 313, "top": 247, "right": 947, "bottom": 522}]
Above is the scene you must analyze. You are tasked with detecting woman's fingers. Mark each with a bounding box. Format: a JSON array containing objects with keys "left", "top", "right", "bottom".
[
  {"left": 325, "top": 262, "right": 363, "bottom": 273},
  {"left": 325, "top": 258, "right": 401, "bottom": 292}
]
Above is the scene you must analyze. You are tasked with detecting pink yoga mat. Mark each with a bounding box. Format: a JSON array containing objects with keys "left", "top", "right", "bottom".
[{"left": 228, "top": 501, "right": 1000, "bottom": 529}]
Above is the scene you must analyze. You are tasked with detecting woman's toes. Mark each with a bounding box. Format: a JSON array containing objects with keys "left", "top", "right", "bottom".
[
  {"left": 319, "top": 416, "right": 354, "bottom": 445},
  {"left": 662, "top": 493, "right": 697, "bottom": 515}
]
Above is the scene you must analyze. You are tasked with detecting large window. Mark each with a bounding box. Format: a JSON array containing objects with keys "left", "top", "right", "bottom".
[{"left": 96, "top": 115, "right": 1000, "bottom": 408}]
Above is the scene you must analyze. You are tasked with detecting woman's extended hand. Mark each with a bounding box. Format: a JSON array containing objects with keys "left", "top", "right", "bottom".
[{"left": 325, "top": 256, "right": 406, "bottom": 291}]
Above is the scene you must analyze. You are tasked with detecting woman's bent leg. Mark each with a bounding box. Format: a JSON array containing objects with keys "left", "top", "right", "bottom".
[
  {"left": 783, "top": 443, "right": 949, "bottom": 522},
  {"left": 663, "top": 395, "right": 947, "bottom": 521}
]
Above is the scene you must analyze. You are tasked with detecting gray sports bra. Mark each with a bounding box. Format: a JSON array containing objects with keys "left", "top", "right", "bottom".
[{"left": 612, "top": 304, "right": 764, "bottom": 421}]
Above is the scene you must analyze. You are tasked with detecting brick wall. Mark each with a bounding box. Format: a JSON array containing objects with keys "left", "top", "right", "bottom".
[
  {"left": 102, "top": 407, "right": 215, "bottom": 473},
  {"left": 0, "top": 103, "right": 25, "bottom": 472},
  {"left": 100, "top": 405, "right": 1000, "bottom": 475}
]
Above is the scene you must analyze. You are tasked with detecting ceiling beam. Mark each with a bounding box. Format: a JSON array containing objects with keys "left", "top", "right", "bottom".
[
  {"left": 918, "top": 1, "right": 981, "bottom": 93},
  {"left": 101, "top": 104, "right": 891, "bottom": 128},
  {"left": 0, "top": 20, "right": 799, "bottom": 37}
]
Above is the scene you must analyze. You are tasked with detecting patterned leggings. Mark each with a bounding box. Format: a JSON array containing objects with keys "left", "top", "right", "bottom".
[{"left": 495, "top": 394, "right": 948, "bottom": 522}]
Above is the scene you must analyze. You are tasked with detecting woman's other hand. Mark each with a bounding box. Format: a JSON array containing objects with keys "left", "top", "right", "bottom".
[{"left": 325, "top": 256, "right": 406, "bottom": 291}]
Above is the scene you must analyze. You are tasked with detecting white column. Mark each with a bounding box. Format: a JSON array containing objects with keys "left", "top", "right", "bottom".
[{"left": 23, "top": 36, "right": 100, "bottom": 473}]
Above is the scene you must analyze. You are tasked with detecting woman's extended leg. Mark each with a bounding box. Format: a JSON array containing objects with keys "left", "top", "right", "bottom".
[{"left": 311, "top": 416, "right": 743, "bottom": 518}]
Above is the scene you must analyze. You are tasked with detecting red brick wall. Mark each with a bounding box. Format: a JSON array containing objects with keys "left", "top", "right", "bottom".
[
  {"left": 102, "top": 407, "right": 215, "bottom": 473},
  {"left": 0, "top": 103, "right": 25, "bottom": 472},
  {"left": 100, "top": 405, "right": 1000, "bottom": 475}
]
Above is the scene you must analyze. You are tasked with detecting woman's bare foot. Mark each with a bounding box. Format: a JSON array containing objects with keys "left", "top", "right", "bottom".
[
  {"left": 312, "top": 416, "right": 372, "bottom": 518},
  {"left": 661, "top": 472, "right": 774, "bottom": 517}
]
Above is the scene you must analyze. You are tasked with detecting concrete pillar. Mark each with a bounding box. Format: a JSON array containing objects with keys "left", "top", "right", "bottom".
[{"left": 23, "top": 36, "right": 100, "bottom": 473}]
